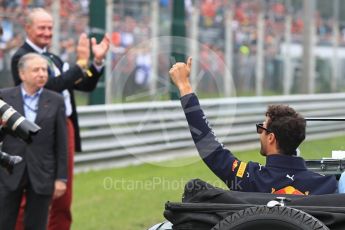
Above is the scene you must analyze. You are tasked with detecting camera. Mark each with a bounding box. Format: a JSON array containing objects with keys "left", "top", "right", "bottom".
[
  {"left": 0, "top": 99, "right": 41, "bottom": 174},
  {"left": 0, "top": 99, "right": 41, "bottom": 143},
  {"left": 0, "top": 151, "right": 22, "bottom": 174}
]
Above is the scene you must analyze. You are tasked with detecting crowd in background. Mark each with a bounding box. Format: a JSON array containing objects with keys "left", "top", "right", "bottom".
[
  {"left": 0, "top": 0, "right": 88, "bottom": 88},
  {"left": 1, "top": 0, "right": 345, "bottom": 99},
  {"left": 192, "top": 0, "right": 345, "bottom": 94}
]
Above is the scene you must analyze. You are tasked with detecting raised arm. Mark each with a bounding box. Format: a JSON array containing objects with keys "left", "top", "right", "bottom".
[
  {"left": 168, "top": 57, "right": 244, "bottom": 188},
  {"left": 11, "top": 47, "right": 86, "bottom": 92}
]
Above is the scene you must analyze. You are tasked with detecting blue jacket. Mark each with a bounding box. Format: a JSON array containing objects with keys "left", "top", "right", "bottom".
[{"left": 181, "top": 93, "right": 337, "bottom": 195}]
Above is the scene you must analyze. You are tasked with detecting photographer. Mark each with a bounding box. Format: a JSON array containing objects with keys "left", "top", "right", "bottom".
[
  {"left": 0, "top": 53, "right": 67, "bottom": 230},
  {"left": 169, "top": 57, "right": 337, "bottom": 195}
]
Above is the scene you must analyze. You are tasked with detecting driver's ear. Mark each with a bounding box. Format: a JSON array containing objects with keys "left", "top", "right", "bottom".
[{"left": 267, "top": 132, "right": 276, "bottom": 144}]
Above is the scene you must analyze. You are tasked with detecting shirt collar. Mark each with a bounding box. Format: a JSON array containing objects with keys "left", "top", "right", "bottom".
[
  {"left": 266, "top": 154, "right": 307, "bottom": 170},
  {"left": 25, "top": 38, "right": 47, "bottom": 54},
  {"left": 21, "top": 84, "right": 43, "bottom": 99}
]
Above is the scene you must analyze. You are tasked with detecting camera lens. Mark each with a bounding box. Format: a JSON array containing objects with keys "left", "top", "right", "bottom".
[
  {"left": 0, "top": 99, "right": 41, "bottom": 143},
  {"left": 0, "top": 151, "right": 22, "bottom": 174}
]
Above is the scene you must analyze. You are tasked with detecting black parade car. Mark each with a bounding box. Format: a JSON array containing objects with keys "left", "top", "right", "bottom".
[{"left": 148, "top": 118, "right": 345, "bottom": 230}]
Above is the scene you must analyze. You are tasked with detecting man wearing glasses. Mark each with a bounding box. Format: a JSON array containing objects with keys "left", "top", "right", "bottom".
[{"left": 169, "top": 57, "right": 337, "bottom": 195}]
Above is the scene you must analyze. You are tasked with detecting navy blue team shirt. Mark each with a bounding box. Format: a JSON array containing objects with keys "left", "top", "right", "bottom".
[{"left": 181, "top": 93, "right": 337, "bottom": 195}]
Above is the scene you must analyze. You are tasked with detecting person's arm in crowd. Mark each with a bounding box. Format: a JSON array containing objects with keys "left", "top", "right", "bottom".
[
  {"left": 72, "top": 33, "right": 110, "bottom": 92},
  {"left": 0, "top": 34, "right": 22, "bottom": 52},
  {"left": 11, "top": 33, "right": 110, "bottom": 93},
  {"left": 11, "top": 44, "right": 86, "bottom": 91}
]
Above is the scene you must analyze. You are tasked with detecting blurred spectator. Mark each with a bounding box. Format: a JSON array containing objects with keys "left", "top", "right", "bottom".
[
  {"left": 134, "top": 47, "right": 151, "bottom": 88},
  {"left": 0, "top": 17, "right": 22, "bottom": 88},
  {"left": 2, "top": 0, "right": 345, "bottom": 98},
  {"left": 60, "top": 38, "right": 76, "bottom": 63}
]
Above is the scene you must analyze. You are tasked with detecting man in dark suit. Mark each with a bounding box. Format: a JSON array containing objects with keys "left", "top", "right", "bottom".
[
  {"left": 0, "top": 53, "right": 67, "bottom": 230},
  {"left": 11, "top": 8, "right": 110, "bottom": 153},
  {"left": 11, "top": 8, "right": 110, "bottom": 230}
]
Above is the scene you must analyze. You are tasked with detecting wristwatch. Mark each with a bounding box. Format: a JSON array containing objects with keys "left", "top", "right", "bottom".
[{"left": 76, "top": 59, "right": 88, "bottom": 70}]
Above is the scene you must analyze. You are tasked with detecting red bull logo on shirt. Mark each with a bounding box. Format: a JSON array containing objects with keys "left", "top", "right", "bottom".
[
  {"left": 232, "top": 160, "right": 238, "bottom": 172},
  {"left": 272, "top": 186, "right": 309, "bottom": 195}
]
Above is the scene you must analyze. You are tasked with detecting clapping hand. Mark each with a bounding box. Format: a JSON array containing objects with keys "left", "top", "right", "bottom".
[
  {"left": 91, "top": 33, "right": 111, "bottom": 65},
  {"left": 76, "top": 33, "right": 90, "bottom": 61}
]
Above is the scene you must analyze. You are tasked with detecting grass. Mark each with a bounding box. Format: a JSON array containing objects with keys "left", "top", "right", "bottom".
[{"left": 72, "top": 135, "right": 345, "bottom": 230}]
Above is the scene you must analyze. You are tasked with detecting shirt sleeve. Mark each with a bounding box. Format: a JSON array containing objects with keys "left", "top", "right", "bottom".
[{"left": 180, "top": 93, "right": 251, "bottom": 190}]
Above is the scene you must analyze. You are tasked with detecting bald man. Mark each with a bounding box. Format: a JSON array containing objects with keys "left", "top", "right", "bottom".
[{"left": 11, "top": 8, "right": 110, "bottom": 230}]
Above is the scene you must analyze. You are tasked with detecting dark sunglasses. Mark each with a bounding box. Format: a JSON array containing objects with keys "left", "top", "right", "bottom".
[{"left": 256, "top": 123, "right": 272, "bottom": 134}]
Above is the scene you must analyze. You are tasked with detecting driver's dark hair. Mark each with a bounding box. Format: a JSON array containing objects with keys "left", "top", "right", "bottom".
[{"left": 265, "top": 105, "right": 306, "bottom": 156}]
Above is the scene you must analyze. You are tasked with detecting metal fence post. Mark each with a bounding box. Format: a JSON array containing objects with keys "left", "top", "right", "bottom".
[
  {"left": 170, "top": 0, "right": 186, "bottom": 100},
  {"left": 301, "top": 0, "right": 316, "bottom": 94},
  {"left": 89, "top": 0, "right": 106, "bottom": 104}
]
